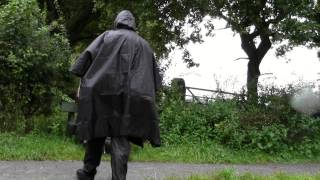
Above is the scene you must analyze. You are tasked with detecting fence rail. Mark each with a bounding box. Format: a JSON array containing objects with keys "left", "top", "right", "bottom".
[{"left": 185, "top": 86, "right": 241, "bottom": 103}]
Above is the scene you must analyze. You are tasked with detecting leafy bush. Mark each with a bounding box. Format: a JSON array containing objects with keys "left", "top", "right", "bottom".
[
  {"left": 0, "top": 0, "right": 75, "bottom": 132},
  {"left": 159, "top": 84, "right": 320, "bottom": 156},
  {"left": 159, "top": 87, "right": 239, "bottom": 145},
  {"left": 31, "top": 107, "right": 67, "bottom": 136}
]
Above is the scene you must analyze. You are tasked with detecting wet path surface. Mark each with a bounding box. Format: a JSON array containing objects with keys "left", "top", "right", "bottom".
[{"left": 1, "top": 161, "right": 320, "bottom": 180}]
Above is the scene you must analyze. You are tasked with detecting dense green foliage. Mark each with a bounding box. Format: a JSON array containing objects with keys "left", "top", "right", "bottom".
[
  {"left": 36, "top": 0, "right": 204, "bottom": 64},
  {"left": 159, "top": 85, "right": 320, "bottom": 157},
  {"left": 0, "top": 0, "right": 74, "bottom": 132}
]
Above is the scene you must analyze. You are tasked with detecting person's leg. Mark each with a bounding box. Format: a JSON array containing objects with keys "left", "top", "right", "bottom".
[
  {"left": 110, "top": 137, "right": 131, "bottom": 180},
  {"left": 77, "top": 137, "right": 106, "bottom": 180}
]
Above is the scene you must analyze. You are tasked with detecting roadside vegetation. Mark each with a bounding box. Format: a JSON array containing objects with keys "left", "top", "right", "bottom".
[
  {"left": 166, "top": 169, "right": 320, "bottom": 180},
  {"left": 1, "top": 83, "right": 320, "bottom": 163}
]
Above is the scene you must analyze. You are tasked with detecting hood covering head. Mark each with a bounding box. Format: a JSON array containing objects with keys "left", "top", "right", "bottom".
[{"left": 114, "top": 10, "right": 136, "bottom": 31}]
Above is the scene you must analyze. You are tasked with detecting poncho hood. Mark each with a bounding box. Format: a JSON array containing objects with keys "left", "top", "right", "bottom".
[{"left": 114, "top": 10, "right": 136, "bottom": 30}]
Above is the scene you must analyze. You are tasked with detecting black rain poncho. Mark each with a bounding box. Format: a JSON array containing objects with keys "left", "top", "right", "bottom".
[{"left": 70, "top": 10, "right": 161, "bottom": 147}]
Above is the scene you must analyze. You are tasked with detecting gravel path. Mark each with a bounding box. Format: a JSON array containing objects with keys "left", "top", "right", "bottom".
[{"left": 1, "top": 161, "right": 320, "bottom": 180}]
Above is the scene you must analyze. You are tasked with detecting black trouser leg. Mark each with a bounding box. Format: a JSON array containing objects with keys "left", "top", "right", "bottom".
[
  {"left": 111, "top": 137, "right": 131, "bottom": 180},
  {"left": 83, "top": 137, "right": 106, "bottom": 173}
]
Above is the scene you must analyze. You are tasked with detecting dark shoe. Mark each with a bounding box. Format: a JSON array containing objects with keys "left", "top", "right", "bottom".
[
  {"left": 76, "top": 168, "right": 96, "bottom": 180},
  {"left": 104, "top": 137, "right": 112, "bottom": 154}
]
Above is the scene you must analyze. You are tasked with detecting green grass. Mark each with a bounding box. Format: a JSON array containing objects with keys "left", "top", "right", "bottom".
[
  {"left": 0, "top": 133, "right": 320, "bottom": 163},
  {"left": 0, "top": 133, "right": 84, "bottom": 160},
  {"left": 130, "top": 142, "right": 320, "bottom": 164},
  {"left": 166, "top": 169, "right": 320, "bottom": 180}
]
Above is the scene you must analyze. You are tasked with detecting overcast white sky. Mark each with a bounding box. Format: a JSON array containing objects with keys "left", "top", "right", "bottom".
[{"left": 165, "top": 19, "right": 320, "bottom": 96}]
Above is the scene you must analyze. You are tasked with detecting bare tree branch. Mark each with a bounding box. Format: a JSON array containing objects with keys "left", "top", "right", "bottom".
[
  {"left": 234, "top": 57, "right": 249, "bottom": 61},
  {"left": 214, "top": 27, "right": 231, "bottom": 31}
]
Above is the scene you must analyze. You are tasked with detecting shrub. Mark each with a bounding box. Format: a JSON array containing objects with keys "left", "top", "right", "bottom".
[
  {"left": 0, "top": 0, "right": 75, "bottom": 132},
  {"left": 159, "top": 84, "right": 320, "bottom": 156},
  {"left": 159, "top": 87, "right": 239, "bottom": 145},
  {"left": 31, "top": 107, "right": 67, "bottom": 136}
]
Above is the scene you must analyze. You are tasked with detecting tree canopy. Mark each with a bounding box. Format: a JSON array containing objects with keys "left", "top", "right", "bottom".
[
  {"left": 2, "top": 0, "right": 319, "bottom": 105},
  {"left": 156, "top": 0, "right": 320, "bottom": 100},
  {"left": 208, "top": 0, "right": 319, "bottom": 100},
  {"left": 40, "top": 0, "right": 319, "bottom": 100},
  {"left": 37, "top": 0, "right": 204, "bottom": 62}
]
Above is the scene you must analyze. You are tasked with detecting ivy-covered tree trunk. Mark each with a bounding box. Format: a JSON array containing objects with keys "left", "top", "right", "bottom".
[{"left": 240, "top": 33, "right": 271, "bottom": 103}]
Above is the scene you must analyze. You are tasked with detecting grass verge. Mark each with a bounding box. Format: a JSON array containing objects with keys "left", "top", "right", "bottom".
[
  {"left": 1, "top": 133, "right": 320, "bottom": 163},
  {"left": 166, "top": 169, "right": 320, "bottom": 180},
  {"left": 0, "top": 133, "right": 84, "bottom": 160}
]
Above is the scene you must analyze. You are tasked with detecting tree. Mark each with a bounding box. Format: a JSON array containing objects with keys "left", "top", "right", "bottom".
[
  {"left": 37, "top": 0, "right": 98, "bottom": 45},
  {"left": 154, "top": 0, "right": 319, "bottom": 102},
  {"left": 37, "top": 0, "right": 204, "bottom": 63},
  {"left": 0, "top": 0, "right": 73, "bottom": 132}
]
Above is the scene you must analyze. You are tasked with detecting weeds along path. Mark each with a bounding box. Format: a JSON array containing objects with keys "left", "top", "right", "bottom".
[{"left": 1, "top": 161, "right": 320, "bottom": 180}]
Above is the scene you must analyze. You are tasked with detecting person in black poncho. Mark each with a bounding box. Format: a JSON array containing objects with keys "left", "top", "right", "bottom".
[{"left": 70, "top": 10, "right": 162, "bottom": 180}]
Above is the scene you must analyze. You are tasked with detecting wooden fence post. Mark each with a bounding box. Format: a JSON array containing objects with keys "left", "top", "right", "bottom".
[{"left": 171, "top": 78, "right": 186, "bottom": 101}]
